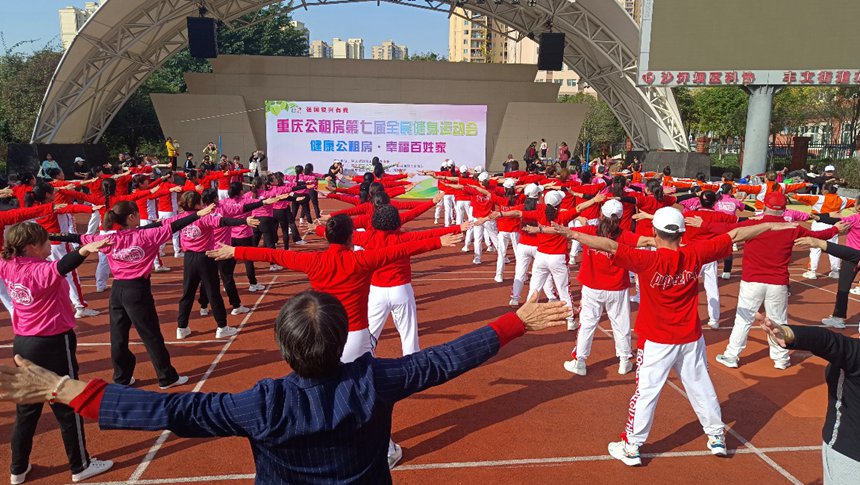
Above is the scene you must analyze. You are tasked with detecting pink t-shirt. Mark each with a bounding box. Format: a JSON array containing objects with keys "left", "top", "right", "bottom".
[
  {"left": 270, "top": 184, "right": 294, "bottom": 210},
  {"left": 221, "top": 197, "right": 255, "bottom": 239},
  {"left": 81, "top": 225, "right": 173, "bottom": 280},
  {"left": 842, "top": 213, "right": 860, "bottom": 249},
  {"left": 714, "top": 196, "right": 745, "bottom": 215},
  {"left": 0, "top": 257, "right": 76, "bottom": 336},
  {"left": 245, "top": 190, "right": 275, "bottom": 218},
  {"left": 179, "top": 212, "right": 223, "bottom": 253},
  {"left": 782, "top": 209, "right": 812, "bottom": 223},
  {"left": 679, "top": 198, "right": 701, "bottom": 211}
]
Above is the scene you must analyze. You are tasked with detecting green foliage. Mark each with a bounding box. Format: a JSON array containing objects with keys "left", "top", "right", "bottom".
[
  {"left": 559, "top": 93, "right": 627, "bottom": 146},
  {"left": 672, "top": 87, "right": 697, "bottom": 135},
  {"left": 406, "top": 52, "right": 447, "bottom": 62},
  {"left": 690, "top": 87, "right": 748, "bottom": 138}
]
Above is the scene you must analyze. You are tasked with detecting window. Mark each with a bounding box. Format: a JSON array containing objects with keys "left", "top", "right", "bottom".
[
  {"left": 567, "top": 79, "right": 577, "bottom": 87},
  {"left": 464, "top": 30, "right": 469, "bottom": 35},
  {"left": 464, "top": 20, "right": 469, "bottom": 26},
  {"left": 464, "top": 39, "right": 468, "bottom": 45},
  {"left": 554, "top": 79, "right": 562, "bottom": 84},
  {"left": 463, "top": 49, "right": 469, "bottom": 55}
]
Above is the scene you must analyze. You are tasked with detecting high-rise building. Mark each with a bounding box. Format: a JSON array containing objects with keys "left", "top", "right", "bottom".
[
  {"left": 331, "top": 37, "right": 364, "bottom": 59},
  {"left": 371, "top": 41, "right": 408, "bottom": 61},
  {"left": 58, "top": 1, "right": 102, "bottom": 50},
  {"left": 447, "top": 8, "right": 508, "bottom": 63},
  {"left": 617, "top": 0, "right": 642, "bottom": 23},
  {"left": 310, "top": 40, "right": 332, "bottom": 59},
  {"left": 289, "top": 20, "right": 310, "bottom": 50}
]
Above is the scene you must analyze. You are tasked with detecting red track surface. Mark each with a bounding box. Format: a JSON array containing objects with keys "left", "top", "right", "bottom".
[{"left": 0, "top": 200, "right": 849, "bottom": 484}]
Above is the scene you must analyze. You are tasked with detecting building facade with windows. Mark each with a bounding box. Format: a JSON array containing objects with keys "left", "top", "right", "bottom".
[
  {"left": 58, "top": 1, "right": 102, "bottom": 49},
  {"left": 448, "top": 8, "right": 508, "bottom": 64},
  {"left": 310, "top": 40, "right": 332, "bottom": 59},
  {"left": 371, "top": 41, "right": 409, "bottom": 60}
]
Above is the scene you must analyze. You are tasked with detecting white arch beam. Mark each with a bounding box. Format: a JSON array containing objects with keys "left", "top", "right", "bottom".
[{"left": 32, "top": 0, "right": 687, "bottom": 152}]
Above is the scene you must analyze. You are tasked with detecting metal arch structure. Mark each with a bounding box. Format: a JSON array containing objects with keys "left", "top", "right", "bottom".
[{"left": 32, "top": 0, "right": 688, "bottom": 152}]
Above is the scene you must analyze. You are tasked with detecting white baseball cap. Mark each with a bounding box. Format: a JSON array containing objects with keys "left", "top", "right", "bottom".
[
  {"left": 544, "top": 190, "right": 565, "bottom": 207},
  {"left": 477, "top": 172, "right": 490, "bottom": 182},
  {"left": 523, "top": 183, "right": 542, "bottom": 198},
  {"left": 459, "top": 165, "right": 469, "bottom": 173},
  {"left": 652, "top": 207, "right": 685, "bottom": 233},
  {"left": 74, "top": 157, "right": 85, "bottom": 162},
  {"left": 601, "top": 199, "right": 624, "bottom": 218},
  {"left": 443, "top": 159, "right": 452, "bottom": 167},
  {"left": 825, "top": 165, "right": 836, "bottom": 172},
  {"left": 502, "top": 178, "right": 516, "bottom": 189},
  {"left": 473, "top": 165, "right": 483, "bottom": 173}
]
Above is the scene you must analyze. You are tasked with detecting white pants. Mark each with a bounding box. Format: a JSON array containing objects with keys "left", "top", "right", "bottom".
[
  {"left": 141, "top": 219, "right": 165, "bottom": 269},
  {"left": 700, "top": 261, "right": 720, "bottom": 323},
  {"left": 94, "top": 230, "right": 114, "bottom": 291},
  {"left": 443, "top": 194, "right": 456, "bottom": 227},
  {"left": 527, "top": 252, "right": 572, "bottom": 312},
  {"left": 495, "top": 231, "right": 520, "bottom": 279},
  {"left": 0, "top": 283, "right": 13, "bottom": 318},
  {"left": 50, "top": 243, "right": 87, "bottom": 309},
  {"left": 86, "top": 210, "right": 100, "bottom": 235},
  {"left": 434, "top": 198, "right": 444, "bottom": 223},
  {"left": 158, "top": 211, "right": 181, "bottom": 255},
  {"left": 341, "top": 328, "right": 374, "bottom": 363},
  {"left": 368, "top": 283, "right": 419, "bottom": 356},
  {"left": 809, "top": 221, "right": 841, "bottom": 273},
  {"left": 217, "top": 189, "right": 229, "bottom": 200},
  {"left": 472, "top": 219, "right": 498, "bottom": 262},
  {"left": 623, "top": 336, "right": 724, "bottom": 446},
  {"left": 456, "top": 200, "right": 472, "bottom": 247},
  {"left": 575, "top": 286, "right": 632, "bottom": 361},
  {"left": 724, "top": 280, "right": 790, "bottom": 363},
  {"left": 569, "top": 218, "right": 598, "bottom": 259},
  {"left": 511, "top": 243, "right": 555, "bottom": 301}
]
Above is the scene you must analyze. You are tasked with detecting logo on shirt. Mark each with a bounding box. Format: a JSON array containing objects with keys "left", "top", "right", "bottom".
[
  {"left": 181, "top": 225, "right": 202, "bottom": 239},
  {"left": 649, "top": 270, "right": 697, "bottom": 290},
  {"left": 8, "top": 283, "right": 33, "bottom": 305},
  {"left": 113, "top": 246, "right": 146, "bottom": 262}
]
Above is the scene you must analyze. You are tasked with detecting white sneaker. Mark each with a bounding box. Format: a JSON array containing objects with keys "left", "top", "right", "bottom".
[
  {"left": 75, "top": 307, "right": 100, "bottom": 318},
  {"left": 802, "top": 270, "right": 817, "bottom": 280},
  {"left": 608, "top": 441, "right": 641, "bottom": 466},
  {"left": 388, "top": 443, "right": 403, "bottom": 469},
  {"left": 494, "top": 274, "right": 503, "bottom": 283},
  {"left": 270, "top": 264, "right": 283, "bottom": 271},
  {"left": 774, "top": 360, "right": 791, "bottom": 370},
  {"left": 716, "top": 354, "right": 739, "bottom": 368},
  {"left": 850, "top": 287, "right": 860, "bottom": 296},
  {"left": 174, "top": 252, "right": 184, "bottom": 259},
  {"left": 504, "top": 256, "right": 511, "bottom": 264},
  {"left": 461, "top": 245, "right": 469, "bottom": 252},
  {"left": 720, "top": 272, "right": 731, "bottom": 280},
  {"left": 630, "top": 293, "right": 640, "bottom": 303},
  {"left": 159, "top": 375, "right": 189, "bottom": 390},
  {"left": 231, "top": 306, "right": 250, "bottom": 315},
  {"left": 216, "top": 326, "right": 238, "bottom": 339},
  {"left": 485, "top": 246, "right": 495, "bottom": 253},
  {"left": 154, "top": 266, "right": 171, "bottom": 273},
  {"left": 707, "top": 320, "right": 719, "bottom": 329},
  {"left": 732, "top": 243, "right": 739, "bottom": 251},
  {"left": 200, "top": 307, "right": 209, "bottom": 316},
  {"left": 829, "top": 270, "right": 840, "bottom": 279},
  {"left": 293, "top": 239, "right": 308, "bottom": 246},
  {"left": 248, "top": 283, "right": 265, "bottom": 292},
  {"left": 95, "top": 286, "right": 108, "bottom": 293},
  {"left": 434, "top": 219, "right": 439, "bottom": 225},
  {"left": 822, "top": 316, "right": 847, "bottom": 329},
  {"left": 472, "top": 257, "right": 481, "bottom": 265},
  {"left": 567, "top": 317, "right": 578, "bottom": 331},
  {"left": 563, "top": 359, "right": 587, "bottom": 376},
  {"left": 618, "top": 359, "right": 633, "bottom": 375},
  {"left": 707, "top": 434, "right": 728, "bottom": 457},
  {"left": 176, "top": 327, "right": 191, "bottom": 340},
  {"left": 11, "top": 464, "right": 31, "bottom": 485},
  {"left": 508, "top": 298, "right": 519, "bottom": 307},
  {"left": 71, "top": 459, "right": 114, "bottom": 483},
  {"left": 128, "top": 377, "right": 135, "bottom": 386}
]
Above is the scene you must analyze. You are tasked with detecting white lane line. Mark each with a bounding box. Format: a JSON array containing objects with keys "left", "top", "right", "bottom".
[
  {"left": 76, "top": 445, "right": 821, "bottom": 484},
  {"left": 0, "top": 340, "right": 227, "bottom": 349},
  {"left": 789, "top": 277, "right": 860, "bottom": 303},
  {"left": 126, "top": 276, "right": 279, "bottom": 483}
]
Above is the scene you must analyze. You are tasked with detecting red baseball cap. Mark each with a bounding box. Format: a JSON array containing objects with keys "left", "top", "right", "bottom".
[{"left": 764, "top": 192, "right": 787, "bottom": 210}]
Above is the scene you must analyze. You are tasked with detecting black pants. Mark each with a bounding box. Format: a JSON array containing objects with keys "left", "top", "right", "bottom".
[
  {"left": 178, "top": 251, "right": 227, "bottom": 329},
  {"left": 11, "top": 331, "right": 89, "bottom": 475},
  {"left": 252, "top": 216, "right": 277, "bottom": 250},
  {"left": 232, "top": 236, "right": 257, "bottom": 285},
  {"left": 110, "top": 278, "right": 178, "bottom": 387},
  {"left": 723, "top": 255, "right": 733, "bottom": 273},
  {"left": 833, "top": 263, "right": 860, "bottom": 318},
  {"left": 273, "top": 209, "right": 299, "bottom": 247},
  {"left": 199, "top": 259, "right": 241, "bottom": 309},
  {"left": 308, "top": 189, "right": 321, "bottom": 220},
  {"left": 292, "top": 198, "right": 311, "bottom": 223}
]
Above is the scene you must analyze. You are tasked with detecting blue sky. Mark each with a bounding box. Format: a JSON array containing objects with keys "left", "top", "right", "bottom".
[{"left": 0, "top": 1, "right": 449, "bottom": 55}]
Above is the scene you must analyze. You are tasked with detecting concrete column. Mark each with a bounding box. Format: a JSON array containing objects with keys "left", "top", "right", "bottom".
[{"left": 741, "top": 86, "right": 777, "bottom": 177}]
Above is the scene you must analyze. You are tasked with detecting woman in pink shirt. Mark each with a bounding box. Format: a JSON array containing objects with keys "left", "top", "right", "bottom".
[
  {"left": 303, "top": 163, "right": 326, "bottom": 220},
  {"left": 246, "top": 177, "right": 280, "bottom": 272},
  {"left": 51, "top": 201, "right": 214, "bottom": 389},
  {"left": 813, "top": 196, "right": 860, "bottom": 328},
  {"left": 270, "top": 172, "right": 306, "bottom": 248},
  {"left": 0, "top": 222, "right": 114, "bottom": 484}
]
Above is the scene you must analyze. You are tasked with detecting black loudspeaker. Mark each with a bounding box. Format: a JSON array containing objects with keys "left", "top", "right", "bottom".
[
  {"left": 538, "top": 33, "right": 565, "bottom": 71},
  {"left": 187, "top": 17, "right": 218, "bottom": 58}
]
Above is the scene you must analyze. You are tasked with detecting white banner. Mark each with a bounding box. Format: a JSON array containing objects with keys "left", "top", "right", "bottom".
[{"left": 264, "top": 101, "right": 487, "bottom": 175}]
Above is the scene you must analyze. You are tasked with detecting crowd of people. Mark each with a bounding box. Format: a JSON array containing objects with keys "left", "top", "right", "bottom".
[{"left": 0, "top": 149, "right": 857, "bottom": 484}]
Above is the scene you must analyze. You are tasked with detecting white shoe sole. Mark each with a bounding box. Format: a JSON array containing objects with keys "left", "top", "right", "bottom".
[
  {"left": 608, "top": 443, "right": 641, "bottom": 466},
  {"left": 159, "top": 375, "right": 189, "bottom": 390},
  {"left": 715, "top": 356, "right": 739, "bottom": 369},
  {"left": 11, "top": 464, "right": 32, "bottom": 485}
]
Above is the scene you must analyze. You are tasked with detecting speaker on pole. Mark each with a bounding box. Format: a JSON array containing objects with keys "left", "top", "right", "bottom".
[
  {"left": 537, "top": 33, "right": 565, "bottom": 71},
  {"left": 187, "top": 17, "right": 218, "bottom": 58}
]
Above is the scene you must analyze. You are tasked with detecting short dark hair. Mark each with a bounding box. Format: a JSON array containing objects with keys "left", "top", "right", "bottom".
[
  {"left": 699, "top": 190, "right": 717, "bottom": 209},
  {"left": 372, "top": 205, "right": 401, "bottom": 231},
  {"left": 654, "top": 228, "right": 683, "bottom": 243},
  {"left": 275, "top": 291, "right": 348, "bottom": 378},
  {"left": 325, "top": 214, "right": 353, "bottom": 245}
]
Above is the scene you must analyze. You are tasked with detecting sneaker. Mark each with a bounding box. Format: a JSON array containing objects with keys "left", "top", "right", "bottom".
[
  {"left": 434, "top": 219, "right": 439, "bottom": 225},
  {"left": 850, "top": 287, "right": 860, "bottom": 296},
  {"left": 294, "top": 240, "right": 308, "bottom": 246},
  {"left": 608, "top": 441, "right": 641, "bottom": 466},
  {"left": 176, "top": 327, "right": 191, "bottom": 340},
  {"left": 822, "top": 316, "right": 847, "bottom": 329},
  {"left": 231, "top": 305, "right": 250, "bottom": 315},
  {"left": 95, "top": 286, "right": 107, "bottom": 293},
  {"left": 508, "top": 298, "right": 519, "bottom": 307},
  {"left": 485, "top": 246, "right": 495, "bottom": 253},
  {"left": 388, "top": 443, "right": 403, "bottom": 469},
  {"left": 802, "top": 270, "right": 817, "bottom": 280},
  {"left": 248, "top": 283, "right": 265, "bottom": 292},
  {"left": 461, "top": 245, "right": 469, "bottom": 253},
  {"left": 629, "top": 293, "right": 640, "bottom": 304},
  {"left": 774, "top": 360, "right": 791, "bottom": 370},
  {"left": 128, "top": 377, "right": 135, "bottom": 386},
  {"left": 158, "top": 375, "right": 189, "bottom": 390},
  {"left": 618, "top": 359, "right": 633, "bottom": 375},
  {"left": 563, "top": 359, "right": 587, "bottom": 376},
  {"left": 707, "top": 434, "right": 728, "bottom": 457},
  {"left": 504, "top": 256, "right": 511, "bottom": 264},
  {"left": 216, "top": 326, "right": 238, "bottom": 339},
  {"left": 732, "top": 243, "right": 739, "bottom": 251},
  {"left": 74, "top": 307, "right": 100, "bottom": 318},
  {"left": 720, "top": 272, "right": 731, "bottom": 280},
  {"left": 567, "top": 317, "right": 578, "bottom": 331},
  {"left": 200, "top": 307, "right": 209, "bottom": 316},
  {"left": 174, "top": 252, "right": 184, "bottom": 259},
  {"left": 715, "top": 354, "right": 739, "bottom": 369},
  {"left": 829, "top": 270, "right": 840, "bottom": 279},
  {"left": 494, "top": 275, "right": 503, "bottom": 283},
  {"left": 11, "top": 464, "right": 31, "bottom": 485},
  {"left": 270, "top": 264, "right": 283, "bottom": 272},
  {"left": 707, "top": 320, "right": 719, "bottom": 330},
  {"left": 71, "top": 459, "right": 114, "bottom": 483},
  {"left": 472, "top": 257, "right": 481, "bottom": 265},
  {"left": 154, "top": 266, "right": 171, "bottom": 273}
]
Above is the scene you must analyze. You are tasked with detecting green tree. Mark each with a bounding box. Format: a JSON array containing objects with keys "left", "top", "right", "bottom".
[
  {"left": 406, "top": 52, "right": 446, "bottom": 62},
  {"left": 691, "top": 87, "right": 748, "bottom": 139},
  {"left": 559, "top": 93, "right": 627, "bottom": 151},
  {"left": 672, "top": 87, "right": 697, "bottom": 136}
]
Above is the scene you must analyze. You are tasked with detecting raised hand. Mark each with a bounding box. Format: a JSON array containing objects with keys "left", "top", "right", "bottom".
[
  {"left": 835, "top": 220, "right": 853, "bottom": 234},
  {"left": 757, "top": 313, "right": 790, "bottom": 348},
  {"left": 0, "top": 356, "right": 64, "bottom": 404},
  {"left": 684, "top": 216, "right": 703, "bottom": 228},
  {"left": 79, "top": 237, "right": 112, "bottom": 257},
  {"left": 550, "top": 221, "right": 576, "bottom": 239},
  {"left": 205, "top": 243, "right": 236, "bottom": 261},
  {"left": 633, "top": 212, "right": 654, "bottom": 221},
  {"left": 197, "top": 203, "right": 216, "bottom": 217},
  {"left": 246, "top": 217, "right": 261, "bottom": 228},
  {"left": 440, "top": 233, "right": 465, "bottom": 247},
  {"left": 794, "top": 236, "right": 826, "bottom": 249},
  {"left": 516, "top": 294, "right": 571, "bottom": 331},
  {"left": 432, "top": 192, "right": 444, "bottom": 204}
]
